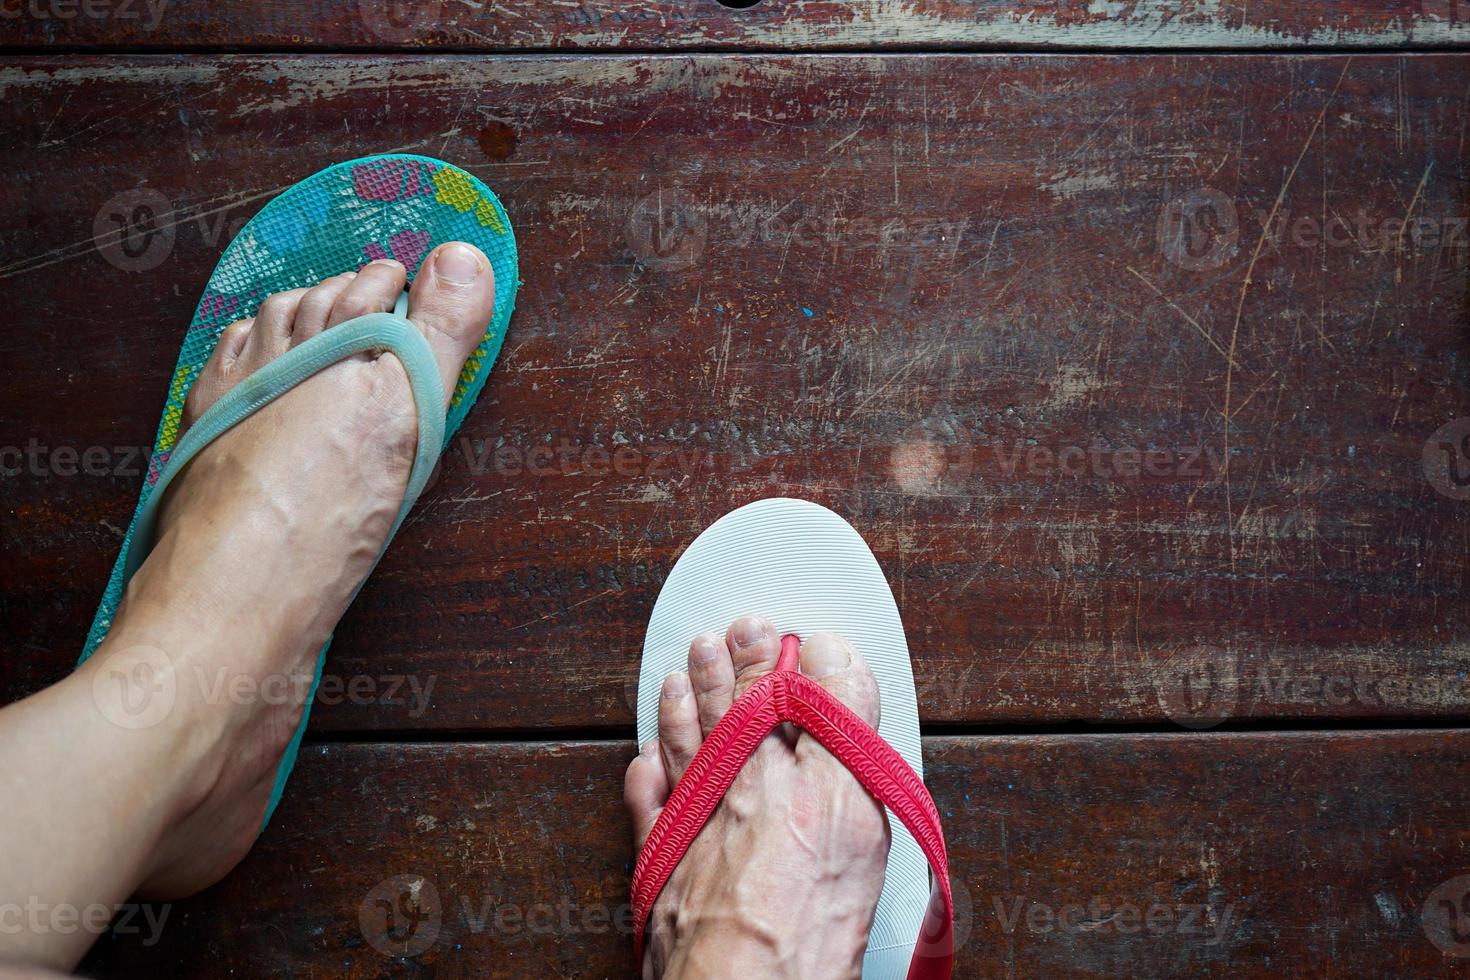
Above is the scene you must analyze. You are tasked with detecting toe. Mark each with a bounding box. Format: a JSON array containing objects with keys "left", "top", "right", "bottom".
[
  {"left": 249, "top": 287, "right": 308, "bottom": 358},
  {"left": 215, "top": 316, "right": 255, "bottom": 367},
  {"left": 328, "top": 259, "right": 406, "bottom": 328},
  {"left": 657, "top": 671, "right": 702, "bottom": 785},
  {"left": 795, "top": 634, "right": 888, "bottom": 844},
  {"left": 405, "top": 242, "right": 496, "bottom": 410},
  {"left": 726, "top": 615, "right": 781, "bottom": 699},
  {"left": 798, "top": 632, "right": 881, "bottom": 729},
  {"left": 291, "top": 272, "right": 356, "bottom": 344},
  {"left": 688, "top": 631, "right": 735, "bottom": 736},
  {"left": 624, "top": 739, "right": 670, "bottom": 851},
  {"left": 181, "top": 318, "right": 254, "bottom": 430}
]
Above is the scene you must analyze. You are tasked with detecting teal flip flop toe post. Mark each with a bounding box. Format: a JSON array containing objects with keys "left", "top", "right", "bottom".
[{"left": 77, "top": 154, "right": 519, "bottom": 828}]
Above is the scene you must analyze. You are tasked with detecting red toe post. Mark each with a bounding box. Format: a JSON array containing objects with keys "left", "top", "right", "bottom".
[
  {"left": 777, "top": 633, "right": 802, "bottom": 671},
  {"left": 631, "top": 631, "right": 955, "bottom": 978}
]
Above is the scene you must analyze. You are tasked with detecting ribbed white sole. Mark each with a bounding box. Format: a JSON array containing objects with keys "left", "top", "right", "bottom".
[{"left": 637, "top": 497, "right": 928, "bottom": 978}]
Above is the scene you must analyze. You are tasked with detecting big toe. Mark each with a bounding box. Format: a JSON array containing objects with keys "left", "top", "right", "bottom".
[
  {"left": 406, "top": 242, "right": 497, "bottom": 409},
  {"left": 799, "top": 632, "right": 881, "bottom": 729}
]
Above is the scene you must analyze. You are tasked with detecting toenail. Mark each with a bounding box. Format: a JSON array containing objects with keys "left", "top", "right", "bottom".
[
  {"left": 662, "top": 672, "right": 691, "bottom": 698},
  {"left": 432, "top": 243, "right": 485, "bottom": 285},
  {"left": 692, "top": 634, "right": 722, "bottom": 665},
  {"left": 731, "top": 617, "right": 770, "bottom": 649},
  {"left": 802, "top": 636, "right": 851, "bottom": 678},
  {"left": 366, "top": 259, "right": 402, "bottom": 270},
  {"left": 435, "top": 243, "right": 482, "bottom": 285}
]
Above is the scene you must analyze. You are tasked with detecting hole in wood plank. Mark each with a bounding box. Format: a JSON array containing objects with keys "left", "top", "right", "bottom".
[{"left": 716, "top": 0, "right": 764, "bottom": 8}]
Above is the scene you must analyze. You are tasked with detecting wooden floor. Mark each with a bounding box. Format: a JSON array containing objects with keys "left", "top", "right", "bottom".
[{"left": 2, "top": 3, "right": 1469, "bottom": 977}]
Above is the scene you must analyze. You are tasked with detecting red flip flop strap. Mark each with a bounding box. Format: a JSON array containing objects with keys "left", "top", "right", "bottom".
[
  {"left": 631, "top": 670, "right": 953, "bottom": 979},
  {"left": 780, "top": 673, "right": 954, "bottom": 979},
  {"left": 632, "top": 671, "right": 784, "bottom": 954}
]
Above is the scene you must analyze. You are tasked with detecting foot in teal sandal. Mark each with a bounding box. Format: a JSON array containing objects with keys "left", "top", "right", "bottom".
[{"left": 75, "top": 155, "right": 517, "bottom": 896}]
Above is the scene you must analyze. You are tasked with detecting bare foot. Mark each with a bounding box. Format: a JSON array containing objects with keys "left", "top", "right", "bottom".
[
  {"left": 84, "top": 243, "right": 495, "bottom": 898},
  {"left": 624, "top": 616, "right": 891, "bottom": 979}
]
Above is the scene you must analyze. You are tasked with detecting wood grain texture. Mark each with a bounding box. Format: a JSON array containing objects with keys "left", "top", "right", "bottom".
[
  {"left": 76, "top": 732, "right": 1470, "bottom": 977},
  {"left": 1, "top": 54, "right": 1467, "bottom": 731},
  {"left": 2, "top": 1, "right": 1469, "bottom": 51}
]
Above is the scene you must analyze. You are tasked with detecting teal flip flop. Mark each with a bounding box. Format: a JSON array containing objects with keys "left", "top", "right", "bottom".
[{"left": 77, "top": 154, "right": 518, "bottom": 827}]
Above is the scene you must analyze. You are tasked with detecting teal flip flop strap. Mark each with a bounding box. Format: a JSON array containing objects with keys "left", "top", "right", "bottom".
[
  {"left": 111, "top": 310, "right": 446, "bottom": 827},
  {"left": 120, "top": 310, "right": 446, "bottom": 589}
]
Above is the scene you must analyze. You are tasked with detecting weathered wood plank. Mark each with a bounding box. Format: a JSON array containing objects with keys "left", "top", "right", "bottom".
[
  {"left": 77, "top": 732, "right": 1470, "bottom": 977},
  {"left": 2, "top": 1, "right": 1469, "bottom": 51},
  {"left": 1, "top": 55, "right": 1467, "bottom": 730}
]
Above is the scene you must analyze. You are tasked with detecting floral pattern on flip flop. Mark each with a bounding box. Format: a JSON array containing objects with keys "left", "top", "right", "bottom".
[
  {"left": 352, "top": 158, "right": 439, "bottom": 202},
  {"left": 362, "top": 229, "right": 433, "bottom": 270}
]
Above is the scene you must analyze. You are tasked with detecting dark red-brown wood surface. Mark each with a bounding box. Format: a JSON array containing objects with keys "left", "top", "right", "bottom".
[
  {"left": 2, "top": 1, "right": 1469, "bottom": 51},
  {"left": 4, "top": 6, "right": 1469, "bottom": 974},
  {"left": 74, "top": 733, "right": 1470, "bottom": 978},
  {"left": 2, "top": 54, "right": 1467, "bottom": 732}
]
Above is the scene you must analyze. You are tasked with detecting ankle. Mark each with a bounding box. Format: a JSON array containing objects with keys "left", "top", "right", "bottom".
[
  {"left": 57, "top": 655, "right": 221, "bottom": 886},
  {"left": 84, "top": 609, "right": 301, "bottom": 817}
]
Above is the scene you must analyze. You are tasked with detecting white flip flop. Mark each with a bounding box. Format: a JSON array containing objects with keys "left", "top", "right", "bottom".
[{"left": 632, "top": 497, "right": 953, "bottom": 978}]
